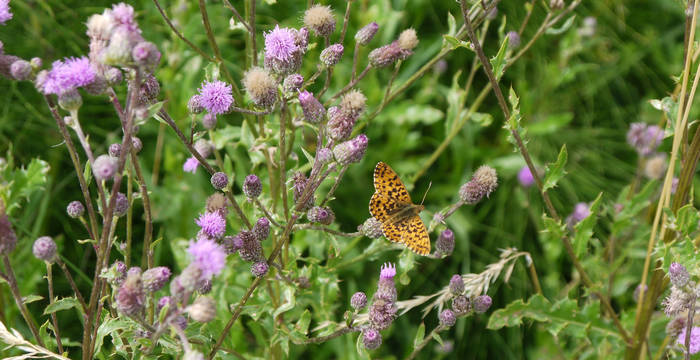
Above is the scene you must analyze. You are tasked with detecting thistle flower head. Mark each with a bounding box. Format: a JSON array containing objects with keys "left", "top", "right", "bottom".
[
  {"left": 244, "top": 174, "right": 262, "bottom": 198},
  {"left": 210, "top": 172, "right": 228, "bottom": 190},
  {"left": 66, "top": 201, "right": 85, "bottom": 218},
  {"left": 242, "top": 67, "right": 277, "bottom": 108},
  {"left": 317, "top": 148, "right": 333, "bottom": 164},
  {"left": 132, "top": 41, "right": 160, "bottom": 71},
  {"left": 566, "top": 202, "right": 590, "bottom": 229},
  {"left": 197, "top": 81, "right": 234, "bottom": 115},
  {"left": 32, "top": 236, "right": 57, "bottom": 263},
  {"left": 113, "top": 192, "right": 129, "bottom": 217},
  {"left": 111, "top": 3, "right": 139, "bottom": 33},
  {"left": 142, "top": 267, "right": 171, "bottom": 292},
  {"left": 202, "top": 113, "right": 217, "bottom": 130},
  {"left": 355, "top": 22, "right": 379, "bottom": 45},
  {"left": 449, "top": 274, "right": 464, "bottom": 295},
  {"left": 251, "top": 261, "right": 269, "bottom": 277},
  {"left": 320, "top": 44, "right": 344, "bottom": 66},
  {"left": 472, "top": 165, "right": 498, "bottom": 195},
  {"left": 41, "top": 57, "right": 96, "bottom": 95},
  {"left": 627, "top": 122, "right": 664, "bottom": 156},
  {"left": 0, "top": 0, "right": 13, "bottom": 25},
  {"left": 644, "top": 153, "right": 667, "bottom": 180},
  {"left": 398, "top": 28, "right": 419, "bottom": 50},
  {"left": 93, "top": 155, "right": 118, "bottom": 181},
  {"left": 351, "top": 292, "right": 367, "bottom": 310},
  {"left": 507, "top": 31, "right": 521, "bottom": 48},
  {"left": 473, "top": 295, "right": 492, "bottom": 313},
  {"left": 188, "top": 296, "right": 216, "bottom": 323},
  {"left": 307, "top": 206, "right": 335, "bottom": 225},
  {"left": 237, "top": 231, "right": 262, "bottom": 262},
  {"left": 157, "top": 296, "right": 171, "bottom": 311},
  {"left": 380, "top": 262, "right": 396, "bottom": 280},
  {"left": 58, "top": 89, "right": 83, "bottom": 111},
  {"left": 188, "top": 94, "right": 204, "bottom": 114},
  {"left": 677, "top": 327, "right": 700, "bottom": 354},
  {"left": 253, "top": 217, "right": 270, "bottom": 241},
  {"left": 10, "top": 60, "right": 31, "bottom": 81},
  {"left": 283, "top": 73, "right": 304, "bottom": 93},
  {"left": 368, "top": 41, "right": 407, "bottom": 68},
  {"left": 517, "top": 166, "right": 535, "bottom": 187},
  {"left": 436, "top": 229, "right": 454, "bottom": 256},
  {"left": 362, "top": 328, "right": 382, "bottom": 350},
  {"left": 376, "top": 263, "right": 397, "bottom": 303},
  {"left": 452, "top": 295, "right": 470, "bottom": 315},
  {"left": 292, "top": 172, "right": 315, "bottom": 211},
  {"left": 303, "top": 5, "right": 336, "bottom": 37},
  {"left": 299, "top": 90, "right": 325, "bottom": 123},
  {"left": 187, "top": 238, "right": 226, "bottom": 280},
  {"left": 669, "top": 262, "right": 690, "bottom": 288},
  {"left": 264, "top": 25, "right": 299, "bottom": 62},
  {"left": 327, "top": 106, "right": 356, "bottom": 141},
  {"left": 439, "top": 309, "right": 456, "bottom": 327},
  {"left": 333, "top": 134, "right": 368, "bottom": 165},
  {"left": 368, "top": 297, "right": 397, "bottom": 330},
  {"left": 340, "top": 90, "right": 367, "bottom": 118},
  {"left": 197, "top": 279, "right": 212, "bottom": 294},
  {"left": 359, "top": 217, "right": 383, "bottom": 239},
  {"left": 222, "top": 235, "right": 243, "bottom": 255},
  {"left": 195, "top": 212, "right": 226, "bottom": 239},
  {"left": 115, "top": 272, "right": 145, "bottom": 316},
  {"left": 183, "top": 157, "right": 199, "bottom": 173}
]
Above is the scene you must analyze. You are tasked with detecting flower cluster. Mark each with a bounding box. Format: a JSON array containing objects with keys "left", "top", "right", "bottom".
[
  {"left": 353, "top": 263, "right": 399, "bottom": 350},
  {"left": 626, "top": 122, "right": 664, "bottom": 156}
]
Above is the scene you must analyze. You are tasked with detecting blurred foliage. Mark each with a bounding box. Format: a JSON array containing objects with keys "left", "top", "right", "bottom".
[{"left": 0, "top": 0, "right": 692, "bottom": 358}]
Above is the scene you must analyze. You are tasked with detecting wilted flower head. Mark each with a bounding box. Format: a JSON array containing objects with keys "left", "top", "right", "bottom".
[
  {"left": 368, "top": 41, "right": 406, "bottom": 68},
  {"left": 242, "top": 67, "right": 277, "bottom": 108},
  {"left": 195, "top": 212, "right": 226, "bottom": 239},
  {"left": 397, "top": 29, "right": 419, "bottom": 51},
  {"left": 359, "top": 217, "right": 383, "bottom": 239},
  {"left": 643, "top": 153, "right": 667, "bottom": 180},
  {"left": 293, "top": 172, "right": 314, "bottom": 211},
  {"left": 452, "top": 295, "right": 470, "bottom": 315},
  {"left": 188, "top": 296, "right": 216, "bottom": 323},
  {"left": 0, "top": 0, "right": 12, "bottom": 25},
  {"left": 327, "top": 106, "right": 355, "bottom": 141},
  {"left": 32, "top": 236, "right": 57, "bottom": 263},
  {"left": 669, "top": 262, "right": 690, "bottom": 288},
  {"left": 188, "top": 95, "right": 204, "bottom": 114},
  {"left": 304, "top": 5, "right": 335, "bottom": 37},
  {"left": 459, "top": 166, "right": 498, "bottom": 204},
  {"left": 197, "top": 81, "right": 233, "bottom": 115},
  {"left": 340, "top": 90, "right": 367, "bottom": 118},
  {"left": 362, "top": 328, "right": 382, "bottom": 350},
  {"left": 356, "top": 22, "right": 379, "bottom": 45},
  {"left": 677, "top": 327, "right": 700, "bottom": 354},
  {"left": 333, "top": 134, "right": 368, "bottom": 165},
  {"left": 187, "top": 238, "right": 226, "bottom": 280},
  {"left": 41, "top": 57, "right": 96, "bottom": 95},
  {"left": 517, "top": 166, "right": 535, "bottom": 187}
]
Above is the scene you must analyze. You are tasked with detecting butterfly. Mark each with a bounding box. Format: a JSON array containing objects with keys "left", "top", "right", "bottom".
[{"left": 369, "top": 162, "right": 430, "bottom": 255}]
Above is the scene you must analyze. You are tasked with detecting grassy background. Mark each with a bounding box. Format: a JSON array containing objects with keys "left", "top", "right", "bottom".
[{"left": 0, "top": 0, "right": 687, "bottom": 358}]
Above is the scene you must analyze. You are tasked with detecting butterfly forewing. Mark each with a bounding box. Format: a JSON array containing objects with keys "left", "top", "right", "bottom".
[{"left": 369, "top": 162, "right": 431, "bottom": 256}]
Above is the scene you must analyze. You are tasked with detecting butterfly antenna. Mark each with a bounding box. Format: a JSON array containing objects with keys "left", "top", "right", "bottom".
[{"left": 420, "top": 181, "right": 432, "bottom": 205}]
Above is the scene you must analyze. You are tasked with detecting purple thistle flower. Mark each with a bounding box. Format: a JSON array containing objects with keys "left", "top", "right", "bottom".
[
  {"left": 380, "top": 263, "right": 396, "bottom": 280},
  {"left": 243, "top": 174, "right": 262, "bottom": 198},
  {"left": 566, "top": 202, "right": 590, "bottom": 229},
  {"left": 115, "top": 273, "right": 145, "bottom": 316},
  {"left": 210, "top": 172, "right": 228, "bottom": 190},
  {"left": 0, "top": 0, "right": 12, "bottom": 25},
  {"left": 114, "top": 192, "right": 129, "bottom": 217},
  {"left": 375, "top": 263, "right": 397, "bottom": 303},
  {"left": 517, "top": 166, "right": 535, "bottom": 188},
  {"left": 237, "top": 231, "right": 262, "bottom": 262},
  {"left": 111, "top": 3, "right": 139, "bottom": 33},
  {"left": 362, "top": 328, "right": 382, "bottom": 350},
  {"left": 439, "top": 309, "right": 456, "bottom": 327},
  {"left": 264, "top": 25, "right": 299, "bottom": 62},
  {"left": 251, "top": 261, "right": 269, "bottom": 277},
  {"left": 41, "top": 57, "right": 96, "bottom": 95},
  {"left": 436, "top": 229, "right": 454, "bottom": 256},
  {"left": 506, "top": 31, "right": 521, "bottom": 48},
  {"left": 677, "top": 327, "right": 700, "bottom": 354},
  {"left": 197, "top": 81, "right": 234, "bottom": 115},
  {"left": 669, "top": 262, "right": 690, "bottom": 288},
  {"left": 253, "top": 217, "right": 270, "bottom": 241},
  {"left": 320, "top": 44, "right": 344, "bottom": 66},
  {"left": 473, "top": 295, "right": 492, "bottom": 313},
  {"left": 195, "top": 212, "right": 226, "bottom": 239},
  {"left": 142, "top": 267, "right": 172, "bottom": 292},
  {"left": 32, "top": 236, "right": 57, "bottom": 263},
  {"left": 355, "top": 22, "right": 379, "bottom": 45},
  {"left": 299, "top": 90, "right": 325, "bottom": 123},
  {"left": 157, "top": 296, "right": 171, "bottom": 310},
  {"left": 307, "top": 206, "right": 335, "bottom": 225},
  {"left": 66, "top": 201, "right": 85, "bottom": 218},
  {"left": 183, "top": 157, "right": 199, "bottom": 173},
  {"left": 627, "top": 122, "right": 664, "bottom": 156},
  {"left": 449, "top": 274, "right": 464, "bottom": 295},
  {"left": 333, "top": 134, "right": 368, "bottom": 165},
  {"left": 351, "top": 292, "right": 367, "bottom": 310},
  {"left": 187, "top": 238, "right": 226, "bottom": 280},
  {"left": 283, "top": 73, "right": 303, "bottom": 93}
]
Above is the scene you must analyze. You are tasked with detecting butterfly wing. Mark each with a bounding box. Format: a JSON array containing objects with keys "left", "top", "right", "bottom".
[
  {"left": 373, "top": 162, "right": 412, "bottom": 204},
  {"left": 381, "top": 215, "right": 430, "bottom": 256}
]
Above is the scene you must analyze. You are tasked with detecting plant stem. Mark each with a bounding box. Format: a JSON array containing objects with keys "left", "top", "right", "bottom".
[
  {"left": 56, "top": 259, "right": 88, "bottom": 313},
  {"left": 406, "top": 324, "right": 446, "bottom": 360},
  {"left": 253, "top": 198, "right": 282, "bottom": 228},
  {"left": 132, "top": 153, "right": 154, "bottom": 271},
  {"left": 320, "top": 165, "right": 348, "bottom": 206},
  {"left": 46, "top": 263, "right": 64, "bottom": 354},
  {"left": 326, "top": 65, "right": 371, "bottom": 105},
  {"left": 293, "top": 326, "right": 357, "bottom": 344},
  {"left": 1, "top": 255, "right": 44, "bottom": 346},
  {"left": 152, "top": 0, "right": 215, "bottom": 62},
  {"left": 280, "top": 102, "right": 290, "bottom": 221},
  {"left": 684, "top": 293, "right": 697, "bottom": 360},
  {"left": 339, "top": 0, "right": 353, "bottom": 44}
]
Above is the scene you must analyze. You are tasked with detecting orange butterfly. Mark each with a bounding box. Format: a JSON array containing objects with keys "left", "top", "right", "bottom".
[{"left": 369, "top": 162, "right": 430, "bottom": 255}]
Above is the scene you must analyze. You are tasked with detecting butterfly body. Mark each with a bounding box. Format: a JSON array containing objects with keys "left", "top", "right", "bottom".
[{"left": 369, "top": 162, "right": 431, "bottom": 255}]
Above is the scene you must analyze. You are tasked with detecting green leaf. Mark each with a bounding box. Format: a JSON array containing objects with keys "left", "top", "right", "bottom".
[
  {"left": 23, "top": 294, "right": 44, "bottom": 304},
  {"left": 442, "top": 35, "right": 471, "bottom": 51},
  {"left": 145, "top": 101, "right": 165, "bottom": 122},
  {"left": 413, "top": 323, "right": 425, "bottom": 349},
  {"left": 543, "top": 145, "right": 568, "bottom": 192},
  {"left": 545, "top": 15, "right": 576, "bottom": 35},
  {"left": 43, "top": 297, "right": 80, "bottom": 315},
  {"left": 490, "top": 36, "right": 509, "bottom": 80},
  {"left": 94, "top": 317, "right": 131, "bottom": 356},
  {"left": 273, "top": 286, "right": 296, "bottom": 318},
  {"left": 446, "top": 12, "right": 457, "bottom": 37},
  {"left": 432, "top": 332, "right": 444, "bottom": 346},
  {"left": 573, "top": 193, "right": 603, "bottom": 257},
  {"left": 487, "top": 294, "right": 621, "bottom": 340},
  {"left": 294, "top": 309, "right": 311, "bottom": 336}
]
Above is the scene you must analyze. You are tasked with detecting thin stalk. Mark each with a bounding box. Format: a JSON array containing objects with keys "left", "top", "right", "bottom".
[
  {"left": 152, "top": 0, "right": 214, "bottom": 62},
  {"left": 1, "top": 255, "right": 44, "bottom": 346},
  {"left": 351, "top": 43, "right": 361, "bottom": 81},
  {"left": 293, "top": 326, "right": 357, "bottom": 344},
  {"left": 56, "top": 259, "right": 87, "bottom": 313},
  {"left": 684, "top": 293, "right": 697, "bottom": 360},
  {"left": 132, "top": 153, "right": 154, "bottom": 272},
  {"left": 46, "top": 263, "right": 64, "bottom": 354},
  {"left": 326, "top": 65, "right": 371, "bottom": 105},
  {"left": 125, "top": 166, "right": 133, "bottom": 268},
  {"left": 406, "top": 325, "right": 446, "bottom": 360},
  {"left": 320, "top": 165, "right": 348, "bottom": 206},
  {"left": 280, "top": 103, "right": 290, "bottom": 220},
  {"left": 71, "top": 114, "right": 107, "bottom": 212},
  {"left": 339, "top": 0, "right": 354, "bottom": 44},
  {"left": 247, "top": 0, "right": 257, "bottom": 66},
  {"left": 254, "top": 198, "right": 282, "bottom": 228},
  {"left": 222, "top": 0, "right": 252, "bottom": 32}
]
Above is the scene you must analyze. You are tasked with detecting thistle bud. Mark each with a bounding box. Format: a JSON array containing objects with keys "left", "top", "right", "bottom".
[
  {"left": 202, "top": 113, "right": 217, "bottom": 129},
  {"left": 58, "top": 89, "right": 83, "bottom": 111},
  {"left": 10, "top": 60, "right": 31, "bottom": 81},
  {"left": 327, "top": 106, "right": 354, "bottom": 141},
  {"left": 237, "top": 231, "right": 262, "bottom": 262},
  {"left": 108, "top": 143, "right": 122, "bottom": 157},
  {"left": 66, "top": 201, "right": 85, "bottom": 218},
  {"left": 30, "top": 57, "right": 42, "bottom": 70},
  {"left": 359, "top": 217, "right": 383, "bottom": 239},
  {"left": 299, "top": 91, "right": 325, "bottom": 123},
  {"left": 222, "top": 235, "right": 243, "bottom": 255},
  {"left": 307, "top": 206, "right": 335, "bottom": 225},
  {"left": 93, "top": 155, "right": 118, "bottom": 181},
  {"left": 398, "top": 29, "right": 418, "bottom": 51},
  {"left": 105, "top": 67, "right": 122, "bottom": 85},
  {"left": 473, "top": 295, "right": 492, "bottom": 313},
  {"left": 210, "top": 172, "right": 228, "bottom": 190},
  {"left": 115, "top": 272, "right": 145, "bottom": 316},
  {"left": 355, "top": 22, "right": 379, "bottom": 45},
  {"left": 333, "top": 134, "right": 368, "bottom": 165},
  {"left": 114, "top": 192, "right": 129, "bottom": 217},
  {"left": 452, "top": 295, "right": 470, "bottom": 315},
  {"left": 303, "top": 5, "right": 336, "bottom": 37},
  {"left": 188, "top": 95, "right": 204, "bottom": 114},
  {"left": 506, "top": 31, "right": 521, "bottom": 48},
  {"left": 251, "top": 261, "right": 269, "bottom": 277},
  {"left": 436, "top": 229, "right": 454, "bottom": 256},
  {"left": 243, "top": 174, "right": 262, "bottom": 199},
  {"left": 317, "top": 147, "right": 333, "bottom": 164},
  {"left": 340, "top": 90, "right": 367, "bottom": 118},
  {"left": 253, "top": 217, "right": 270, "bottom": 241},
  {"left": 351, "top": 291, "right": 367, "bottom": 310},
  {"left": 449, "top": 274, "right": 464, "bottom": 295},
  {"left": 179, "top": 264, "right": 203, "bottom": 292},
  {"left": 320, "top": 44, "right": 344, "bottom": 66},
  {"left": 142, "top": 266, "right": 172, "bottom": 292},
  {"left": 362, "top": 328, "right": 382, "bottom": 350},
  {"left": 439, "top": 309, "right": 456, "bottom": 327},
  {"left": 32, "top": 236, "right": 57, "bottom": 263},
  {"left": 283, "top": 73, "right": 304, "bottom": 93},
  {"left": 368, "top": 42, "right": 405, "bottom": 68},
  {"left": 132, "top": 41, "right": 160, "bottom": 70},
  {"left": 188, "top": 296, "right": 216, "bottom": 323},
  {"left": 197, "top": 279, "right": 212, "bottom": 294},
  {"left": 670, "top": 262, "right": 690, "bottom": 288},
  {"left": 131, "top": 137, "right": 143, "bottom": 154},
  {"left": 242, "top": 67, "right": 277, "bottom": 108}
]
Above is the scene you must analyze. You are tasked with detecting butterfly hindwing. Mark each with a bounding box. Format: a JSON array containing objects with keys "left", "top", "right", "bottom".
[
  {"left": 381, "top": 218, "right": 409, "bottom": 243},
  {"left": 405, "top": 215, "right": 430, "bottom": 255}
]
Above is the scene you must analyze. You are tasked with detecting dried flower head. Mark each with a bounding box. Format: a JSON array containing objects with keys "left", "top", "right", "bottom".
[
  {"left": 242, "top": 67, "right": 277, "bottom": 108},
  {"left": 472, "top": 165, "right": 498, "bottom": 195},
  {"left": 142, "top": 267, "right": 171, "bottom": 292},
  {"left": 398, "top": 29, "right": 419, "bottom": 50},
  {"left": 187, "top": 238, "right": 226, "bottom": 280},
  {"left": 188, "top": 94, "right": 204, "bottom": 114},
  {"left": 197, "top": 81, "right": 234, "bottom": 115},
  {"left": 368, "top": 41, "right": 406, "bottom": 68},
  {"left": 452, "top": 295, "right": 470, "bottom": 315},
  {"left": 33, "top": 236, "right": 57, "bottom": 263},
  {"left": 93, "top": 155, "right": 118, "bottom": 181},
  {"left": 360, "top": 217, "right": 383, "bottom": 239},
  {"left": 327, "top": 106, "right": 355, "bottom": 141},
  {"left": 362, "top": 328, "right": 382, "bottom": 350},
  {"left": 189, "top": 296, "right": 216, "bottom": 323},
  {"left": 244, "top": 174, "right": 263, "bottom": 199},
  {"left": 293, "top": 172, "right": 315, "bottom": 211},
  {"left": 644, "top": 153, "right": 667, "bottom": 180},
  {"left": 356, "top": 22, "right": 379, "bottom": 45},
  {"left": 206, "top": 193, "right": 228, "bottom": 217},
  {"left": 66, "top": 201, "right": 85, "bottom": 218},
  {"left": 304, "top": 5, "right": 336, "bottom": 37},
  {"left": 178, "top": 264, "right": 202, "bottom": 292},
  {"left": 340, "top": 90, "right": 367, "bottom": 118}
]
